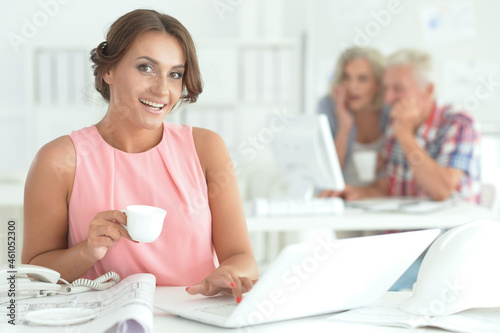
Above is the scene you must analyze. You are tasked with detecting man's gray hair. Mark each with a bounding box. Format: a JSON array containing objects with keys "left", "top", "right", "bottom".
[{"left": 386, "top": 49, "right": 434, "bottom": 87}]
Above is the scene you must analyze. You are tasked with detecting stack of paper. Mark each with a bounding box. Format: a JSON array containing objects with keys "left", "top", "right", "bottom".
[
  {"left": 347, "top": 198, "right": 454, "bottom": 214},
  {"left": 329, "top": 298, "right": 500, "bottom": 333}
]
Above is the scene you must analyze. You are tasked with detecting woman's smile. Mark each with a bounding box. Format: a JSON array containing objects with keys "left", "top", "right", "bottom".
[{"left": 139, "top": 98, "right": 167, "bottom": 114}]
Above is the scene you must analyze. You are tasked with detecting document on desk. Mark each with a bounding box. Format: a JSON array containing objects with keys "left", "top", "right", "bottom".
[
  {"left": 347, "top": 198, "right": 454, "bottom": 214},
  {"left": 329, "top": 298, "right": 500, "bottom": 333},
  {"left": 0, "top": 273, "right": 155, "bottom": 332}
]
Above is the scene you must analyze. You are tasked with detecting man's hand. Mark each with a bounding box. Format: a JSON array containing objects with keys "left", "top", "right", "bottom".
[
  {"left": 319, "top": 179, "right": 388, "bottom": 201},
  {"left": 319, "top": 185, "right": 371, "bottom": 201},
  {"left": 390, "top": 98, "right": 422, "bottom": 141}
]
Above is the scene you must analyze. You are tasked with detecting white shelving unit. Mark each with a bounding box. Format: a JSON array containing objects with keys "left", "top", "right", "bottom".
[{"left": 181, "top": 38, "right": 304, "bottom": 188}]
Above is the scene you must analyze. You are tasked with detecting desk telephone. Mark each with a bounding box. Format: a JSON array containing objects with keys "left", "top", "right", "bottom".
[{"left": 0, "top": 264, "right": 120, "bottom": 303}]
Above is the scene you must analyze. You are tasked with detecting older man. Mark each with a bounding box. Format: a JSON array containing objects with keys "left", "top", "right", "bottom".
[{"left": 334, "top": 49, "right": 481, "bottom": 203}]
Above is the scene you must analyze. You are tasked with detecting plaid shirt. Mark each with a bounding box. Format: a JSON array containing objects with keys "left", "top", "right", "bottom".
[{"left": 382, "top": 103, "right": 481, "bottom": 203}]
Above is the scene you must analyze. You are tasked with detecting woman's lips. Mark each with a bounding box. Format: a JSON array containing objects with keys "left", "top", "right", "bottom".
[{"left": 139, "top": 98, "right": 167, "bottom": 115}]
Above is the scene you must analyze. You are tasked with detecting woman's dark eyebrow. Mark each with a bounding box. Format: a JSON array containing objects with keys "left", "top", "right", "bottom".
[
  {"left": 136, "top": 56, "right": 158, "bottom": 64},
  {"left": 135, "top": 56, "right": 185, "bottom": 70}
]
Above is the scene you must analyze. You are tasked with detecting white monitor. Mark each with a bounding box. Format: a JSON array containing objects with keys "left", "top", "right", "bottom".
[{"left": 271, "top": 114, "right": 345, "bottom": 199}]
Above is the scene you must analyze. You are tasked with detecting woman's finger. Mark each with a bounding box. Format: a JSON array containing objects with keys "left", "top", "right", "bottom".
[
  {"left": 240, "top": 276, "right": 254, "bottom": 293},
  {"left": 186, "top": 280, "right": 217, "bottom": 296},
  {"left": 229, "top": 277, "right": 243, "bottom": 303},
  {"left": 96, "top": 210, "right": 127, "bottom": 225},
  {"left": 114, "top": 223, "right": 135, "bottom": 242}
]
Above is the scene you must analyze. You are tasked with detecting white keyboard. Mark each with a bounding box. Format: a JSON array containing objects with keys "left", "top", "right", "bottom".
[
  {"left": 193, "top": 303, "right": 238, "bottom": 317},
  {"left": 251, "top": 197, "right": 345, "bottom": 217}
]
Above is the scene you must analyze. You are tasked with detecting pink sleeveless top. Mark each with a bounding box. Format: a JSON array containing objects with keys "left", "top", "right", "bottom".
[{"left": 68, "top": 122, "right": 217, "bottom": 285}]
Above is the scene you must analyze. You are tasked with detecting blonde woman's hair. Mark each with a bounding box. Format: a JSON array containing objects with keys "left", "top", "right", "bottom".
[
  {"left": 330, "top": 46, "right": 385, "bottom": 110},
  {"left": 386, "top": 48, "right": 434, "bottom": 87}
]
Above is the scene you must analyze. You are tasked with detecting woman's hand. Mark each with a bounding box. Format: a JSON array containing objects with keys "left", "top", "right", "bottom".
[
  {"left": 186, "top": 266, "right": 256, "bottom": 303},
  {"left": 84, "top": 210, "right": 135, "bottom": 262},
  {"left": 319, "top": 180, "right": 388, "bottom": 201},
  {"left": 319, "top": 185, "right": 363, "bottom": 201},
  {"left": 332, "top": 85, "right": 353, "bottom": 130}
]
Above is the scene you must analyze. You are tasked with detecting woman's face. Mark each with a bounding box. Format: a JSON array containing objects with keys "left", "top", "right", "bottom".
[
  {"left": 104, "top": 31, "right": 185, "bottom": 130},
  {"left": 340, "top": 58, "right": 380, "bottom": 112}
]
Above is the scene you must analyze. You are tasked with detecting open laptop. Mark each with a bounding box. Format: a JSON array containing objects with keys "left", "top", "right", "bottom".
[{"left": 155, "top": 229, "right": 440, "bottom": 328}]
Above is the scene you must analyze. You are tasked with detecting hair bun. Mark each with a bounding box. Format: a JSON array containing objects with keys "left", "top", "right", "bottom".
[
  {"left": 90, "top": 41, "right": 111, "bottom": 101},
  {"left": 98, "top": 41, "right": 107, "bottom": 56}
]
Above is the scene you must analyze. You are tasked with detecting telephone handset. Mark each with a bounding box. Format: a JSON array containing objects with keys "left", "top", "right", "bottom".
[{"left": 0, "top": 264, "right": 120, "bottom": 303}]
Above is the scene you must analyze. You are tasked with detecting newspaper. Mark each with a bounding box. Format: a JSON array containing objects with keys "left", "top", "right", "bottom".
[
  {"left": 329, "top": 298, "right": 500, "bottom": 333},
  {"left": 0, "top": 273, "right": 155, "bottom": 333}
]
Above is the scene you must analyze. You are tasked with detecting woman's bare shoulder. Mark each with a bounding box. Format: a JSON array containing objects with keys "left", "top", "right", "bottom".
[
  {"left": 191, "top": 127, "right": 229, "bottom": 174},
  {"left": 192, "top": 126, "right": 224, "bottom": 145},
  {"left": 35, "top": 135, "right": 74, "bottom": 162},
  {"left": 28, "top": 135, "right": 76, "bottom": 182}
]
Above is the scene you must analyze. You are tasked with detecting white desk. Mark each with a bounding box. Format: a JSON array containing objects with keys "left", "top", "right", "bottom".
[
  {"left": 2, "top": 183, "right": 498, "bottom": 232},
  {"left": 153, "top": 289, "right": 442, "bottom": 332},
  {"left": 245, "top": 201, "right": 500, "bottom": 232},
  {"left": 245, "top": 201, "right": 500, "bottom": 263}
]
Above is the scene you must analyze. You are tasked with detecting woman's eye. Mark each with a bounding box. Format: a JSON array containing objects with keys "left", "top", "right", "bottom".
[
  {"left": 169, "top": 72, "right": 183, "bottom": 79},
  {"left": 138, "top": 64, "right": 153, "bottom": 73}
]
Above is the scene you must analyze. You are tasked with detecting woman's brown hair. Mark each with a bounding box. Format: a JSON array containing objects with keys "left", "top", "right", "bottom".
[{"left": 90, "top": 9, "right": 202, "bottom": 105}]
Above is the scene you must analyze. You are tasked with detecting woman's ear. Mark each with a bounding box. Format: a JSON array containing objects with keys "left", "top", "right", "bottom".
[{"left": 103, "top": 70, "right": 112, "bottom": 84}]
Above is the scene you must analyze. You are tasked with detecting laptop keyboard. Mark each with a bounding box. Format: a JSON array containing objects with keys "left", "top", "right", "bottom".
[{"left": 193, "top": 302, "right": 238, "bottom": 317}]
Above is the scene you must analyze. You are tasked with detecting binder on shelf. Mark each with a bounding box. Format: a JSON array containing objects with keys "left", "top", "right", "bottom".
[
  {"left": 273, "top": 48, "right": 283, "bottom": 102},
  {"left": 280, "top": 48, "right": 295, "bottom": 103},
  {"left": 219, "top": 109, "right": 239, "bottom": 150},
  {"left": 243, "top": 49, "right": 257, "bottom": 103},
  {"left": 55, "top": 51, "right": 69, "bottom": 104},
  {"left": 37, "top": 51, "right": 52, "bottom": 104},
  {"left": 73, "top": 51, "right": 88, "bottom": 104},
  {"left": 262, "top": 48, "right": 275, "bottom": 103},
  {"left": 66, "top": 52, "right": 76, "bottom": 103}
]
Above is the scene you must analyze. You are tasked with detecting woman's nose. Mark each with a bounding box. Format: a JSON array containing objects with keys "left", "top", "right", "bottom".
[
  {"left": 151, "top": 76, "right": 169, "bottom": 97},
  {"left": 346, "top": 79, "right": 359, "bottom": 92}
]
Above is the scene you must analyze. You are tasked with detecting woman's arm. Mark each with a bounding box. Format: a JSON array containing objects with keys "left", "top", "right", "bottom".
[
  {"left": 187, "top": 128, "right": 258, "bottom": 302},
  {"left": 319, "top": 87, "right": 353, "bottom": 168},
  {"left": 22, "top": 136, "right": 131, "bottom": 282}
]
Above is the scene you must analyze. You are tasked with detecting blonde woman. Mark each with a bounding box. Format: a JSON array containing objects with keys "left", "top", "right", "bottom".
[{"left": 318, "top": 47, "right": 388, "bottom": 191}]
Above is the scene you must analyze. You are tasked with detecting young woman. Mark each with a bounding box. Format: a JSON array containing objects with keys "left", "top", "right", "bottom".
[
  {"left": 318, "top": 47, "right": 388, "bottom": 191},
  {"left": 22, "top": 9, "right": 257, "bottom": 303}
]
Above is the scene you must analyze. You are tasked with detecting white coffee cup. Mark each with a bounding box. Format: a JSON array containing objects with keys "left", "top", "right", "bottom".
[
  {"left": 121, "top": 205, "right": 167, "bottom": 243},
  {"left": 352, "top": 151, "right": 378, "bottom": 183}
]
